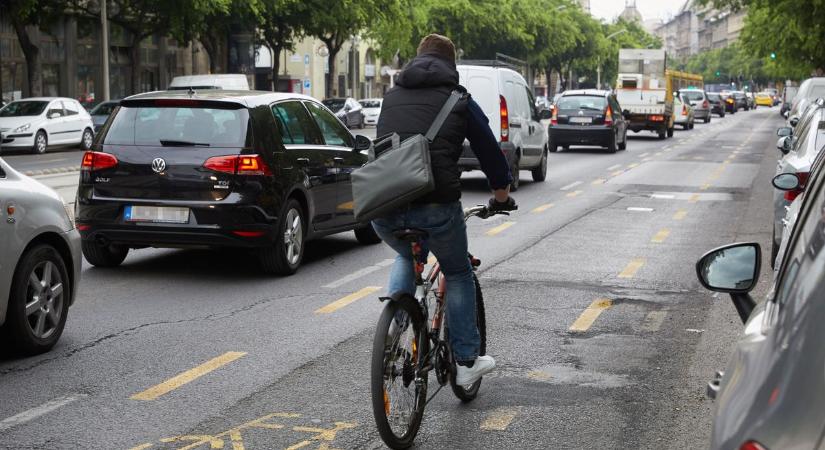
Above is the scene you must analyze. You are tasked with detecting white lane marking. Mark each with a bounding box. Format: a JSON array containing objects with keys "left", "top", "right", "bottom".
[
  {"left": 638, "top": 152, "right": 650, "bottom": 157},
  {"left": 627, "top": 207, "right": 654, "bottom": 212},
  {"left": 0, "top": 394, "right": 86, "bottom": 432},
  {"left": 323, "top": 259, "right": 394, "bottom": 289},
  {"left": 606, "top": 164, "right": 622, "bottom": 171},
  {"left": 560, "top": 181, "right": 583, "bottom": 191},
  {"left": 641, "top": 311, "right": 667, "bottom": 332},
  {"left": 651, "top": 194, "right": 676, "bottom": 199}
]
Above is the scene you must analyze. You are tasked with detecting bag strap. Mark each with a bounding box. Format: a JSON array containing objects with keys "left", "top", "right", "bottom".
[{"left": 424, "top": 90, "right": 462, "bottom": 142}]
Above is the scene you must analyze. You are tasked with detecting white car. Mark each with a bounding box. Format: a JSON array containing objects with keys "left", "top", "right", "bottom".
[
  {"left": 0, "top": 97, "right": 95, "bottom": 154},
  {"left": 359, "top": 98, "right": 382, "bottom": 126}
]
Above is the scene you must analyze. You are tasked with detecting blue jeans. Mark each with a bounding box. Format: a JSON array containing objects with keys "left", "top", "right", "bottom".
[{"left": 372, "top": 202, "right": 479, "bottom": 363}]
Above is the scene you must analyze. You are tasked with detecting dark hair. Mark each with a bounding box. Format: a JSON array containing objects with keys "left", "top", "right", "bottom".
[{"left": 417, "top": 34, "right": 456, "bottom": 63}]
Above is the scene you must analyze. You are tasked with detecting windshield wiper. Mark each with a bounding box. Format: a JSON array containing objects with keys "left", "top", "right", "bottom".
[
  {"left": 579, "top": 106, "right": 603, "bottom": 111},
  {"left": 159, "top": 139, "right": 210, "bottom": 147}
]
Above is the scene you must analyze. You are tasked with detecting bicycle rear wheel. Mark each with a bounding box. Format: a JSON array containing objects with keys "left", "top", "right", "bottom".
[
  {"left": 371, "top": 297, "right": 429, "bottom": 449},
  {"left": 450, "top": 274, "right": 487, "bottom": 402}
]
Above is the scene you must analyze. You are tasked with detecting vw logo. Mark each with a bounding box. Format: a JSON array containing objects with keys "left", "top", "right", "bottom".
[
  {"left": 151, "top": 158, "right": 167, "bottom": 173},
  {"left": 578, "top": 110, "right": 584, "bottom": 116}
]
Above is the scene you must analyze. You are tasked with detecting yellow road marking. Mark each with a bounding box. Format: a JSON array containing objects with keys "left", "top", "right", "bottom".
[
  {"left": 688, "top": 193, "right": 700, "bottom": 203},
  {"left": 486, "top": 221, "right": 516, "bottom": 236},
  {"left": 480, "top": 407, "right": 518, "bottom": 431},
  {"left": 655, "top": 152, "right": 663, "bottom": 156},
  {"left": 610, "top": 170, "right": 624, "bottom": 177},
  {"left": 566, "top": 190, "right": 583, "bottom": 198},
  {"left": 618, "top": 258, "right": 645, "bottom": 278},
  {"left": 531, "top": 203, "right": 555, "bottom": 213},
  {"left": 569, "top": 298, "right": 613, "bottom": 332},
  {"left": 722, "top": 159, "right": 731, "bottom": 165},
  {"left": 642, "top": 157, "right": 652, "bottom": 162},
  {"left": 527, "top": 370, "right": 552, "bottom": 381},
  {"left": 700, "top": 183, "right": 711, "bottom": 191},
  {"left": 673, "top": 209, "right": 687, "bottom": 220},
  {"left": 128, "top": 445, "right": 153, "bottom": 450},
  {"left": 315, "top": 286, "right": 381, "bottom": 314},
  {"left": 131, "top": 352, "right": 247, "bottom": 401},
  {"left": 591, "top": 178, "right": 606, "bottom": 185},
  {"left": 651, "top": 228, "right": 671, "bottom": 243},
  {"left": 627, "top": 163, "right": 639, "bottom": 168}
]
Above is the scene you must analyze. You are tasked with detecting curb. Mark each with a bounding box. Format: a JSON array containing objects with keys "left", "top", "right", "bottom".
[{"left": 24, "top": 166, "right": 81, "bottom": 177}]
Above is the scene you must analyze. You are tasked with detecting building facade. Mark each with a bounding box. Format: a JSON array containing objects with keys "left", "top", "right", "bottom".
[{"left": 654, "top": 0, "right": 746, "bottom": 58}]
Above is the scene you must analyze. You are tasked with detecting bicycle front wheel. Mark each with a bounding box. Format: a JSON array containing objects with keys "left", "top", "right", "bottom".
[
  {"left": 371, "top": 297, "right": 429, "bottom": 449},
  {"left": 450, "top": 274, "right": 487, "bottom": 402}
]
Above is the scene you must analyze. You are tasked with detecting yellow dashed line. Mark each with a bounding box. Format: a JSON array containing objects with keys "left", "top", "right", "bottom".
[
  {"left": 618, "top": 258, "right": 645, "bottom": 278},
  {"left": 131, "top": 352, "right": 248, "bottom": 401},
  {"left": 531, "top": 203, "right": 555, "bottom": 213},
  {"left": 486, "top": 221, "right": 516, "bottom": 236},
  {"left": 651, "top": 228, "right": 671, "bottom": 243},
  {"left": 480, "top": 407, "right": 518, "bottom": 431},
  {"left": 693, "top": 156, "right": 704, "bottom": 160},
  {"left": 700, "top": 183, "right": 711, "bottom": 191},
  {"left": 569, "top": 298, "right": 613, "bottom": 332},
  {"left": 315, "top": 286, "right": 382, "bottom": 314},
  {"left": 673, "top": 209, "right": 687, "bottom": 220},
  {"left": 610, "top": 170, "right": 624, "bottom": 177},
  {"left": 591, "top": 178, "right": 606, "bottom": 185},
  {"left": 627, "top": 163, "right": 639, "bottom": 169},
  {"left": 566, "top": 190, "right": 583, "bottom": 198},
  {"left": 688, "top": 194, "right": 700, "bottom": 203}
]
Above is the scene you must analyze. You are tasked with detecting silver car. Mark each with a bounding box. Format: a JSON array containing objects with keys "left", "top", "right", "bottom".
[
  {"left": 787, "top": 77, "right": 825, "bottom": 124},
  {"left": 679, "top": 89, "right": 711, "bottom": 123},
  {"left": 696, "top": 138, "right": 825, "bottom": 449},
  {"left": 0, "top": 158, "right": 81, "bottom": 355}
]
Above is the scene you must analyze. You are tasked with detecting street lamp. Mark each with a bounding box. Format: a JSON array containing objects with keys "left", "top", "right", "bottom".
[
  {"left": 598, "top": 29, "right": 627, "bottom": 89},
  {"left": 350, "top": 35, "right": 360, "bottom": 99}
]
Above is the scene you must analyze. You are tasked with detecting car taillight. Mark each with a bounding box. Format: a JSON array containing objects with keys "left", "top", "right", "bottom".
[
  {"left": 784, "top": 171, "right": 809, "bottom": 201},
  {"left": 703, "top": 99, "right": 709, "bottom": 108},
  {"left": 500, "top": 95, "right": 509, "bottom": 142},
  {"left": 650, "top": 115, "right": 664, "bottom": 122},
  {"left": 81, "top": 151, "right": 118, "bottom": 171},
  {"left": 682, "top": 104, "right": 688, "bottom": 115},
  {"left": 204, "top": 154, "right": 272, "bottom": 176},
  {"left": 551, "top": 106, "right": 558, "bottom": 125},
  {"left": 739, "top": 441, "right": 767, "bottom": 450},
  {"left": 604, "top": 106, "right": 613, "bottom": 126}
]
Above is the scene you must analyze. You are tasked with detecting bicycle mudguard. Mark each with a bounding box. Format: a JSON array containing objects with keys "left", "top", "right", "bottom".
[{"left": 381, "top": 292, "right": 426, "bottom": 325}]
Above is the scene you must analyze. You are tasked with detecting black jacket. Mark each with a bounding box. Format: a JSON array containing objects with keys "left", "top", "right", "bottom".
[{"left": 377, "top": 53, "right": 469, "bottom": 204}]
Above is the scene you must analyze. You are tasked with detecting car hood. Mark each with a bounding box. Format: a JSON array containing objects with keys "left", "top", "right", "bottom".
[{"left": 0, "top": 116, "right": 42, "bottom": 131}]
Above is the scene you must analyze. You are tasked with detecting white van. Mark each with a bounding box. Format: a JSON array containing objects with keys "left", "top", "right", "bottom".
[
  {"left": 457, "top": 64, "right": 549, "bottom": 189},
  {"left": 168, "top": 74, "right": 250, "bottom": 91}
]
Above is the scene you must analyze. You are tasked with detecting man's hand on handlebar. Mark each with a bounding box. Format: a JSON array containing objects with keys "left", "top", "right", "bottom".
[{"left": 488, "top": 196, "right": 517, "bottom": 212}]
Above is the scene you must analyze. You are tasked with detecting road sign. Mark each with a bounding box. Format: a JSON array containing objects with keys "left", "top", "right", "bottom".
[
  {"left": 304, "top": 79, "right": 311, "bottom": 89},
  {"left": 304, "top": 54, "right": 310, "bottom": 65}
]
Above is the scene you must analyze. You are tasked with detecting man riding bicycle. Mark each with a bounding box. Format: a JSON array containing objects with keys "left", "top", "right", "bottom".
[{"left": 372, "top": 33, "right": 517, "bottom": 387}]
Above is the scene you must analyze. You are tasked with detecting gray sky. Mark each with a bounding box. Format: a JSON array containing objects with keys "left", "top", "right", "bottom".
[{"left": 589, "top": 0, "right": 687, "bottom": 23}]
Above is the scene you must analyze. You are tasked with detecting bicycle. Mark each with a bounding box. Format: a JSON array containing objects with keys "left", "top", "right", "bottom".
[{"left": 370, "top": 204, "right": 514, "bottom": 449}]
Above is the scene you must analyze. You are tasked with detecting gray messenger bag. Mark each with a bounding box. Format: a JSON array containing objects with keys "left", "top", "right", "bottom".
[{"left": 351, "top": 90, "right": 462, "bottom": 222}]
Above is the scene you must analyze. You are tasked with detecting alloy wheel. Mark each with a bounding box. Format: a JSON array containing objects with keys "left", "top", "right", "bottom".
[
  {"left": 36, "top": 133, "right": 47, "bottom": 153},
  {"left": 24, "top": 261, "right": 64, "bottom": 340},
  {"left": 83, "top": 130, "right": 93, "bottom": 149},
  {"left": 283, "top": 208, "right": 303, "bottom": 265}
]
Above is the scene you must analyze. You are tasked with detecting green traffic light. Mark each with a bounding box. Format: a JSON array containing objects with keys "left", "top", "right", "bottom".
[
  {"left": 770, "top": 52, "right": 776, "bottom": 59},
  {"left": 716, "top": 71, "right": 721, "bottom": 76}
]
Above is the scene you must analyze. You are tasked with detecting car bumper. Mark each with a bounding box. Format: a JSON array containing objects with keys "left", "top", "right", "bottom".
[
  {"left": 548, "top": 126, "right": 613, "bottom": 146},
  {"left": 65, "top": 228, "right": 82, "bottom": 306},
  {"left": 693, "top": 109, "right": 711, "bottom": 119},
  {"left": 364, "top": 116, "right": 379, "bottom": 125},
  {"left": 0, "top": 133, "right": 35, "bottom": 148}
]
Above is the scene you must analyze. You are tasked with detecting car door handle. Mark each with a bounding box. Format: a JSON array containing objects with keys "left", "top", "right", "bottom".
[
  {"left": 296, "top": 157, "right": 310, "bottom": 165},
  {"left": 333, "top": 157, "right": 345, "bottom": 163}
]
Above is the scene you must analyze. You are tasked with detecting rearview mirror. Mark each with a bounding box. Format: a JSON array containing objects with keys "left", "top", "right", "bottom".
[
  {"left": 776, "top": 136, "right": 791, "bottom": 154},
  {"left": 354, "top": 134, "right": 372, "bottom": 152},
  {"left": 790, "top": 116, "right": 799, "bottom": 127},
  {"left": 696, "top": 243, "right": 760, "bottom": 294},
  {"left": 776, "top": 127, "right": 792, "bottom": 137},
  {"left": 772, "top": 173, "right": 801, "bottom": 191},
  {"left": 538, "top": 109, "right": 552, "bottom": 120}
]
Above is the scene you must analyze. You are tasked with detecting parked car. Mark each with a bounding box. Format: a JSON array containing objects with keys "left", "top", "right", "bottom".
[
  {"left": 679, "top": 88, "right": 711, "bottom": 123},
  {"left": 771, "top": 99, "right": 825, "bottom": 264},
  {"left": 787, "top": 77, "right": 825, "bottom": 122},
  {"left": 456, "top": 64, "right": 549, "bottom": 190},
  {"left": 764, "top": 87, "right": 780, "bottom": 105},
  {"left": 754, "top": 92, "right": 773, "bottom": 108},
  {"left": 0, "top": 98, "right": 95, "bottom": 154},
  {"left": 780, "top": 85, "right": 799, "bottom": 117},
  {"left": 705, "top": 92, "right": 726, "bottom": 117},
  {"left": 89, "top": 100, "right": 119, "bottom": 133},
  {"left": 745, "top": 92, "right": 756, "bottom": 109},
  {"left": 323, "top": 97, "right": 364, "bottom": 129},
  {"left": 0, "top": 157, "right": 81, "bottom": 355},
  {"left": 75, "top": 90, "right": 381, "bottom": 275},
  {"left": 168, "top": 74, "right": 250, "bottom": 91},
  {"left": 358, "top": 98, "right": 382, "bottom": 126},
  {"left": 673, "top": 92, "right": 695, "bottom": 129},
  {"left": 535, "top": 95, "right": 552, "bottom": 110},
  {"left": 547, "top": 89, "right": 627, "bottom": 153},
  {"left": 731, "top": 91, "right": 750, "bottom": 111},
  {"left": 696, "top": 129, "right": 825, "bottom": 449},
  {"left": 719, "top": 91, "right": 737, "bottom": 114}
]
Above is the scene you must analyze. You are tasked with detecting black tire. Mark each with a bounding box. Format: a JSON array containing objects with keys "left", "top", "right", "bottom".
[
  {"left": 704, "top": 116, "right": 711, "bottom": 124},
  {"left": 80, "top": 128, "right": 94, "bottom": 150},
  {"left": 771, "top": 224, "right": 780, "bottom": 269},
  {"left": 32, "top": 130, "right": 47, "bottom": 154},
  {"left": 509, "top": 153, "right": 520, "bottom": 191},
  {"left": 618, "top": 131, "right": 627, "bottom": 150},
  {"left": 548, "top": 137, "right": 558, "bottom": 152},
  {"left": 657, "top": 127, "right": 666, "bottom": 140},
  {"left": 355, "top": 225, "right": 382, "bottom": 244},
  {"left": 259, "top": 198, "right": 305, "bottom": 275},
  {"left": 1, "top": 245, "right": 70, "bottom": 355},
  {"left": 81, "top": 240, "right": 129, "bottom": 267},
  {"left": 667, "top": 125, "right": 674, "bottom": 138},
  {"left": 606, "top": 131, "right": 618, "bottom": 153},
  {"left": 371, "top": 298, "right": 428, "bottom": 449},
  {"left": 531, "top": 147, "right": 548, "bottom": 182},
  {"left": 720, "top": 112, "right": 725, "bottom": 118},
  {"left": 449, "top": 274, "right": 487, "bottom": 402}
]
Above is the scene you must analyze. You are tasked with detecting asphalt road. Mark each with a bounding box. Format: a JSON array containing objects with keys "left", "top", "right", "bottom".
[{"left": 0, "top": 108, "right": 783, "bottom": 449}]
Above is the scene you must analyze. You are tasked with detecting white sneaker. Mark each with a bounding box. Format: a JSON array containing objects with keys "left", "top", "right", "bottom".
[{"left": 455, "top": 355, "right": 496, "bottom": 387}]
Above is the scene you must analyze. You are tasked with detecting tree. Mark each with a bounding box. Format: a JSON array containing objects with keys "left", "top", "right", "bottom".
[
  {"left": 256, "top": 0, "right": 311, "bottom": 91},
  {"left": 168, "top": 0, "right": 241, "bottom": 74},
  {"left": 0, "top": 0, "right": 62, "bottom": 97}
]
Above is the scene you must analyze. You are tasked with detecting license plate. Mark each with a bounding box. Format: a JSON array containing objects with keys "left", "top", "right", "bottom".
[
  {"left": 124, "top": 206, "right": 190, "bottom": 224},
  {"left": 569, "top": 117, "right": 592, "bottom": 124}
]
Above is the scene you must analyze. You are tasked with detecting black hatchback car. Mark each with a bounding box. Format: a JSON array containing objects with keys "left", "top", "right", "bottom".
[
  {"left": 548, "top": 90, "right": 628, "bottom": 153},
  {"left": 705, "top": 92, "right": 727, "bottom": 118},
  {"left": 75, "top": 91, "right": 379, "bottom": 275}
]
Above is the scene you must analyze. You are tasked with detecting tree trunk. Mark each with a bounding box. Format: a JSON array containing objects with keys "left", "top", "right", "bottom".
[
  {"left": 129, "top": 35, "right": 143, "bottom": 95},
  {"left": 200, "top": 37, "right": 219, "bottom": 74},
  {"left": 270, "top": 44, "right": 282, "bottom": 91},
  {"left": 12, "top": 21, "right": 41, "bottom": 97},
  {"left": 326, "top": 51, "right": 337, "bottom": 98}
]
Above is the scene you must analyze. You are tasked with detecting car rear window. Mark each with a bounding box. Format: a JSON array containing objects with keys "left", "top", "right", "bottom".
[
  {"left": 104, "top": 105, "right": 250, "bottom": 147},
  {"left": 707, "top": 93, "right": 720, "bottom": 100},
  {"left": 557, "top": 96, "right": 607, "bottom": 110},
  {"left": 322, "top": 99, "right": 345, "bottom": 111},
  {"left": 680, "top": 91, "right": 704, "bottom": 102}
]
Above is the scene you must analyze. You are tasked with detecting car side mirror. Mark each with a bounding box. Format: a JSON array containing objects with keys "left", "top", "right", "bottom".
[
  {"left": 772, "top": 173, "right": 801, "bottom": 191},
  {"left": 49, "top": 112, "right": 61, "bottom": 119},
  {"left": 777, "top": 136, "right": 791, "bottom": 154},
  {"left": 354, "top": 134, "right": 372, "bottom": 152},
  {"left": 790, "top": 116, "right": 799, "bottom": 127},
  {"left": 776, "top": 127, "right": 792, "bottom": 137},
  {"left": 696, "top": 242, "right": 761, "bottom": 323},
  {"left": 538, "top": 109, "right": 552, "bottom": 120}
]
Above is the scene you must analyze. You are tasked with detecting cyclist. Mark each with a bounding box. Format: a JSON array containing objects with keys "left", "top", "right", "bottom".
[{"left": 372, "top": 34, "right": 516, "bottom": 387}]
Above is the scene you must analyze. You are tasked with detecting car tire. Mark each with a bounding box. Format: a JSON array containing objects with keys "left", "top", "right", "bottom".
[
  {"left": 531, "top": 147, "right": 548, "bottom": 182},
  {"left": 720, "top": 112, "right": 725, "bottom": 118},
  {"left": 658, "top": 125, "right": 666, "bottom": 140},
  {"left": 1, "top": 244, "right": 70, "bottom": 355},
  {"left": 704, "top": 116, "right": 710, "bottom": 123},
  {"left": 548, "top": 137, "right": 558, "bottom": 152},
  {"left": 259, "top": 198, "right": 305, "bottom": 275},
  {"left": 509, "top": 153, "right": 520, "bottom": 191},
  {"left": 82, "top": 240, "right": 129, "bottom": 267},
  {"left": 354, "top": 225, "right": 382, "bottom": 245},
  {"left": 607, "top": 132, "right": 618, "bottom": 153},
  {"left": 32, "top": 130, "right": 48, "bottom": 154},
  {"left": 618, "top": 131, "right": 627, "bottom": 150},
  {"left": 80, "top": 128, "right": 94, "bottom": 150}
]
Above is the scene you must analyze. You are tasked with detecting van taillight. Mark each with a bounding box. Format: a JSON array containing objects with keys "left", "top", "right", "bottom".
[
  {"left": 81, "top": 151, "right": 118, "bottom": 171},
  {"left": 682, "top": 104, "right": 688, "bottom": 115},
  {"left": 500, "top": 95, "right": 509, "bottom": 142},
  {"left": 739, "top": 441, "right": 767, "bottom": 450},
  {"left": 204, "top": 155, "right": 272, "bottom": 176},
  {"left": 703, "top": 99, "right": 709, "bottom": 109}
]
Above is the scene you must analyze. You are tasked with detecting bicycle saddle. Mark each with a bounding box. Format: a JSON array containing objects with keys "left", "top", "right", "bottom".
[{"left": 392, "top": 228, "right": 429, "bottom": 242}]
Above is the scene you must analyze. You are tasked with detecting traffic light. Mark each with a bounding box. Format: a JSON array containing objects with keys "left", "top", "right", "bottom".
[
  {"left": 770, "top": 52, "right": 776, "bottom": 59},
  {"left": 715, "top": 70, "right": 721, "bottom": 76}
]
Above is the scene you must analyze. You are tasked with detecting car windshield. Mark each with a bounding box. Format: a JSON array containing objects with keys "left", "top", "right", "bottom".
[
  {"left": 0, "top": 101, "right": 48, "bottom": 117},
  {"left": 556, "top": 96, "right": 607, "bottom": 110},
  {"left": 680, "top": 91, "right": 704, "bottom": 102},
  {"left": 359, "top": 100, "right": 381, "bottom": 108},
  {"left": 90, "top": 102, "right": 117, "bottom": 116},
  {"left": 322, "top": 99, "right": 345, "bottom": 111},
  {"left": 103, "top": 105, "right": 250, "bottom": 147}
]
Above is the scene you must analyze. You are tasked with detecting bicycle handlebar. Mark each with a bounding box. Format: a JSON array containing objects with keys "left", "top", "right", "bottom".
[{"left": 463, "top": 204, "right": 517, "bottom": 220}]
